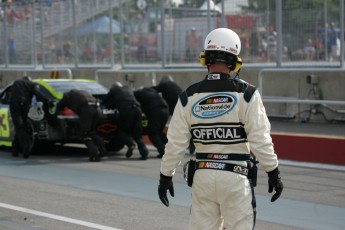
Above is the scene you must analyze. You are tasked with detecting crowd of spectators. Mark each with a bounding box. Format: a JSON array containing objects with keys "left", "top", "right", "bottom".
[
  {"left": 0, "top": 0, "right": 83, "bottom": 64},
  {"left": 0, "top": 0, "right": 55, "bottom": 26}
]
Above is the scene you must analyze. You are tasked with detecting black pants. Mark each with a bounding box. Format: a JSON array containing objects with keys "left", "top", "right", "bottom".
[
  {"left": 146, "top": 107, "right": 169, "bottom": 155},
  {"left": 10, "top": 105, "right": 32, "bottom": 154},
  {"left": 79, "top": 105, "right": 104, "bottom": 156},
  {"left": 117, "top": 105, "right": 148, "bottom": 157}
]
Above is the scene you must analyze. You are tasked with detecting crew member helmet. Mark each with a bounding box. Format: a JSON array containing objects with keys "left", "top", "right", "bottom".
[
  {"left": 204, "top": 28, "right": 241, "bottom": 56},
  {"left": 22, "top": 76, "right": 32, "bottom": 81},
  {"left": 112, "top": 81, "right": 123, "bottom": 88},
  {"left": 160, "top": 75, "right": 174, "bottom": 84}
]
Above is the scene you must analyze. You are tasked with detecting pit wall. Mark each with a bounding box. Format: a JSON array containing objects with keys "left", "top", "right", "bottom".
[{"left": 1, "top": 67, "right": 345, "bottom": 123}]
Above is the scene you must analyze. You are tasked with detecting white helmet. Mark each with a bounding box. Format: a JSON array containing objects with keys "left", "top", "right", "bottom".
[{"left": 204, "top": 28, "right": 241, "bottom": 56}]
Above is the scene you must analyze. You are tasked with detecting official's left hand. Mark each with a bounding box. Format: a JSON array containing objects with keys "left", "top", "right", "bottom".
[
  {"left": 267, "top": 167, "right": 284, "bottom": 202},
  {"left": 158, "top": 173, "right": 174, "bottom": 207}
]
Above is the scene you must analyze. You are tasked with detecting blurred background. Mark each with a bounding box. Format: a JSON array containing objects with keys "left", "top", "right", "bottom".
[
  {"left": 0, "top": 0, "right": 344, "bottom": 68},
  {"left": 0, "top": 0, "right": 344, "bottom": 123}
]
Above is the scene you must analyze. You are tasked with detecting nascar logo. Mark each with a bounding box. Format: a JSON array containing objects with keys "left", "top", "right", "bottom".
[
  {"left": 207, "top": 154, "right": 229, "bottom": 159},
  {"left": 198, "top": 161, "right": 226, "bottom": 170}
]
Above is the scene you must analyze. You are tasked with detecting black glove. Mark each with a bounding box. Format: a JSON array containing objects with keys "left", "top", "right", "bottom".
[
  {"left": 267, "top": 167, "right": 283, "bottom": 202},
  {"left": 158, "top": 173, "right": 174, "bottom": 207}
]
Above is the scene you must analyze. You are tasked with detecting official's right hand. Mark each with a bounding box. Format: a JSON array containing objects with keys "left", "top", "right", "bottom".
[{"left": 158, "top": 173, "right": 174, "bottom": 207}]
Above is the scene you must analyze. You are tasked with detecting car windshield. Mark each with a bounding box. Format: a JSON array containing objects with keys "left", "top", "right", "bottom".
[{"left": 47, "top": 81, "right": 109, "bottom": 95}]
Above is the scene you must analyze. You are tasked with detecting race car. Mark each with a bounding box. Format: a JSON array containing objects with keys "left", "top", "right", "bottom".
[{"left": 0, "top": 78, "right": 123, "bottom": 153}]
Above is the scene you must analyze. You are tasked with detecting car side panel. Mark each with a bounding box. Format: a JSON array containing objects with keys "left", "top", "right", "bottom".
[{"left": 0, "top": 105, "right": 14, "bottom": 147}]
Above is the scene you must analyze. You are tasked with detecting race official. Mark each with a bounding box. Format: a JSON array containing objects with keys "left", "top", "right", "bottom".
[
  {"left": 56, "top": 89, "right": 105, "bottom": 162},
  {"left": 9, "top": 76, "right": 54, "bottom": 158},
  {"left": 158, "top": 28, "right": 283, "bottom": 229},
  {"left": 134, "top": 87, "right": 169, "bottom": 158},
  {"left": 103, "top": 82, "right": 149, "bottom": 160}
]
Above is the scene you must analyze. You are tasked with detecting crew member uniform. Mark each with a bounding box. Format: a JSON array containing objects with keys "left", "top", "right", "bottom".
[
  {"left": 56, "top": 89, "right": 105, "bottom": 161},
  {"left": 9, "top": 77, "right": 52, "bottom": 158},
  {"left": 152, "top": 78, "right": 195, "bottom": 154},
  {"left": 134, "top": 87, "right": 169, "bottom": 158},
  {"left": 103, "top": 84, "right": 149, "bottom": 160},
  {"left": 152, "top": 79, "right": 182, "bottom": 116},
  {"left": 160, "top": 73, "right": 279, "bottom": 229}
]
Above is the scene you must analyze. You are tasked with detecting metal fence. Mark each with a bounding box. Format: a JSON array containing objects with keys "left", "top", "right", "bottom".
[{"left": 0, "top": 0, "right": 344, "bottom": 69}]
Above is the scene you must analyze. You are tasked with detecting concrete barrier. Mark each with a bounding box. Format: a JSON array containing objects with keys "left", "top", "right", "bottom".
[
  {"left": 1, "top": 67, "right": 345, "bottom": 166},
  {"left": 1, "top": 67, "right": 345, "bottom": 123}
]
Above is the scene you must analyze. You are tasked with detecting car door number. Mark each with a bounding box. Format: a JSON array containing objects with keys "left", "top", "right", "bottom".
[{"left": 0, "top": 108, "right": 10, "bottom": 138}]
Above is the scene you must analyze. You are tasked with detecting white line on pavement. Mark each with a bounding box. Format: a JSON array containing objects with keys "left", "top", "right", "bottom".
[{"left": 0, "top": 202, "right": 122, "bottom": 230}]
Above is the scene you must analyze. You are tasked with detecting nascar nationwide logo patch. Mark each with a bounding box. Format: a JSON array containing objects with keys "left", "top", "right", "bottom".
[{"left": 192, "top": 93, "right": 237, "bottom": 119}]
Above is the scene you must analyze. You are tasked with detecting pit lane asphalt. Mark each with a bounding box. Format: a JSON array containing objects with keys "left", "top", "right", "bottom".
[{"left": 0, "top": 144, "right": 344, "bottom": 230}]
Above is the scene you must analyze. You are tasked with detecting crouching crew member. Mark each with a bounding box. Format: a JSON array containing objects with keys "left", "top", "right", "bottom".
[
  {"left": 56, "top": 89, "right": 105, "bottom": 162},
  {"left": 103, "top": 82, "right": 149, "bottom": 160},
  {"left": 152, "top": 75, "right": 196, "bottom": 154},
  {"left": 152, "top": 75, "right": 182, "bottom": 116},
  {"left": 134, "top": 87, "right": 169, "bottom": 158}
]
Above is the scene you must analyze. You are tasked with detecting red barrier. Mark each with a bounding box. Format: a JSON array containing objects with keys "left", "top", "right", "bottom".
[{"left": 272, "top": 133, "right": 345, "bottom": 166}]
